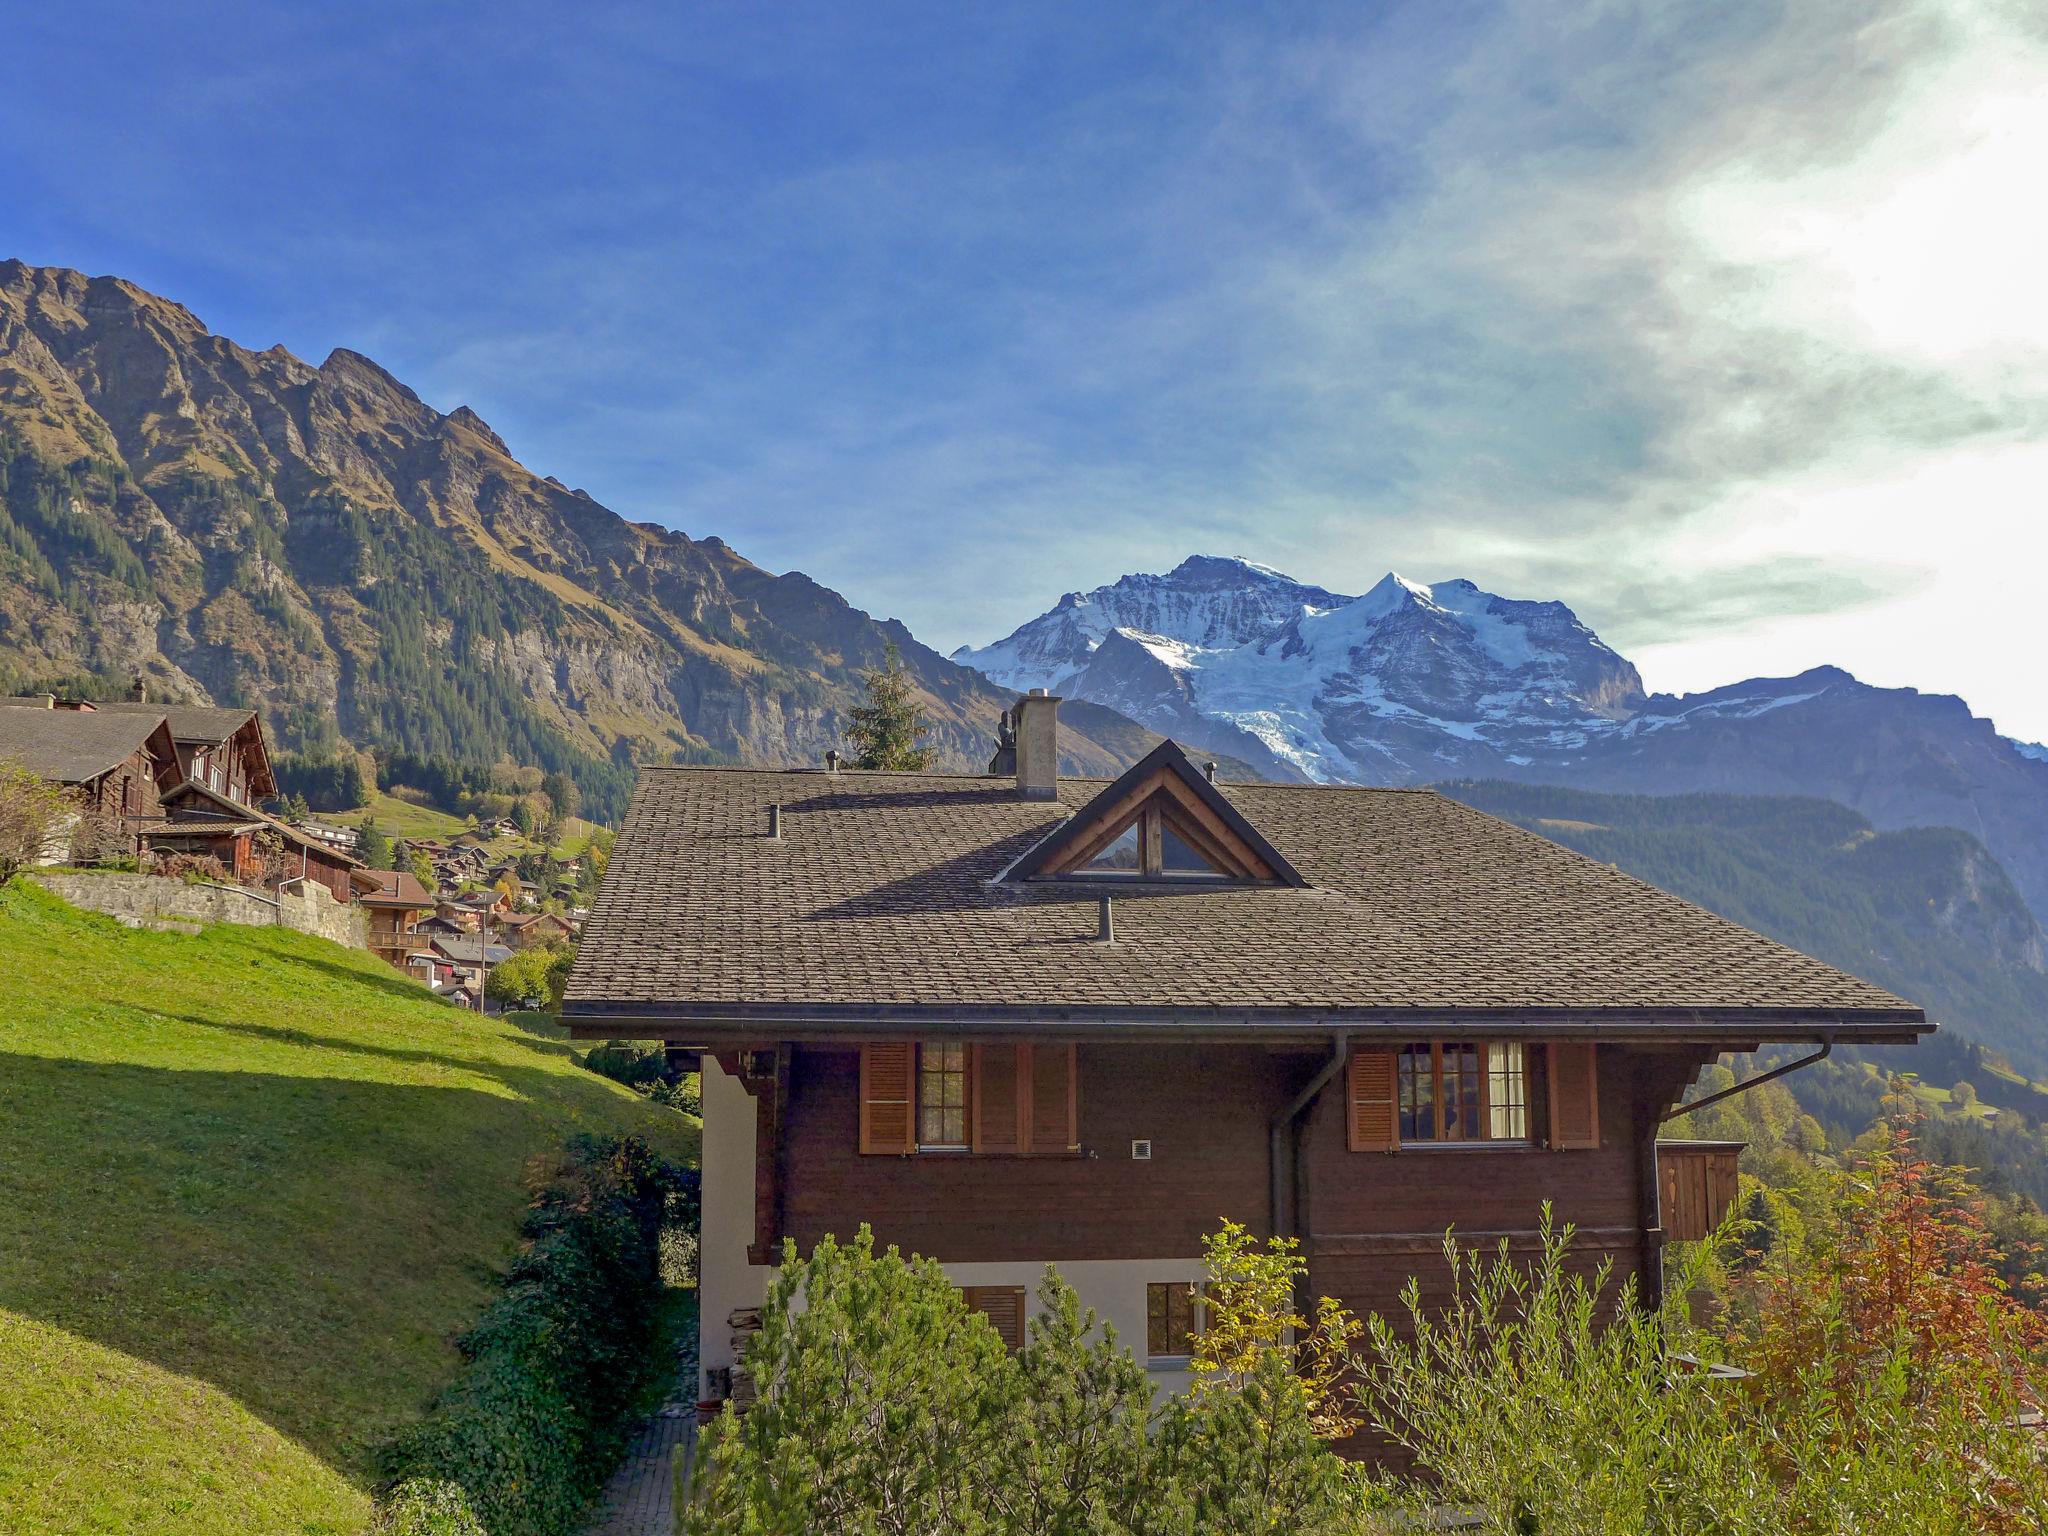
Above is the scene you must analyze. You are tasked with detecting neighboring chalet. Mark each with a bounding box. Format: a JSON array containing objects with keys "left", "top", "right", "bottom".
[
  {"left": 147, "top": 780, "right": 359, "bottom": 901},
  {"left": 563, "top": 694, "right": 1932, "bottom": 1450},
  {"left": 0, "top": 693, "right": 357, "bottom": 898},
  {"left": 77, "top": 699, "right": 277, "bottom": 806},
  {"left": 0, "top": 701, "right": 177, "bottom": 855},
  {"left": 501, "top": 910, "right": 575, "bottom": 949},
  {"left": 352, "top": 868, "right": 437, "bottom": 969}
]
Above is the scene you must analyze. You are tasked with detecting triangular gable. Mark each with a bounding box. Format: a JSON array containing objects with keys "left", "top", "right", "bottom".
[{"left": 1003, "top": 740, "right": 1307, "bottom": 886}]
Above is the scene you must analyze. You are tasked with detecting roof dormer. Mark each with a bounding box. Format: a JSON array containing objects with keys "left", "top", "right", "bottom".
[{"left": 1002, "top": 740, "right": 1305, "bottom": 886}]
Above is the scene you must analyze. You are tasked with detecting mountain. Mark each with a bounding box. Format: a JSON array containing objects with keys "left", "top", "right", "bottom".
[
  {"left": 0, "top": 262, "right": 1163, "bottom": 819},
  {"left": 1442, "top": 779, "right": 2048, "bottom": 1083},
  {"left": 958, "top": 558, "right": 2048, "bottom": 923}
]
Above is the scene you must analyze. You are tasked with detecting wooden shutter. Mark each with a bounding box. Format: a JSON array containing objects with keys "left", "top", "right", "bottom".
[
  {"left": 1028, "top": 1043, "right": 1078, "bottom": 1153},
  {"left": 962, "top": 1285, "right": 1027, "bottom": 1352},
  {"left": 859, "top": 1042, "right": 916, "bottom": 1155},
  {"left": 1347, "top": 1049, "right": 1399, "bottom": 1152},
  {"left": 1547, "top": 1042, "right": 1601, "bottom": 1150},
  {"left": 972, "top": 1044, "right": 1025, "bottom": 1154}
]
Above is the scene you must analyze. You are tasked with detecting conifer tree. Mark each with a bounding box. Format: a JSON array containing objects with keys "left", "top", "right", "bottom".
[
  {"left": 356, "top": 818, "right": 391, "bottom": 871},
  {"left": 845, "top": 641, "right": 935, "bottom": 771}
]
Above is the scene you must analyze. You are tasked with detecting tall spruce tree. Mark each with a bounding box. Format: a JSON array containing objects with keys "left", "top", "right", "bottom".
[{"left": 845, "top": 642, "right": 935, "bottom": 771}]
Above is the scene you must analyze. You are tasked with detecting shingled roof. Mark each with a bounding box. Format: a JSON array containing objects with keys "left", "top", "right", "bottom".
[
  {"left": 562, "top": 755, "right": 1929, "bottom": 1043},
  {"left": 0, "top": 707, "right": 173, "bottom": 786},
  {"left": 77, "top": 698, "right": 259, "bottom": 746}
]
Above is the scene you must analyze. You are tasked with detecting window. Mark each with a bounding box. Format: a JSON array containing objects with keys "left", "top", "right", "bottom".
[
  {"left": 961, "top": 1286, "right": 1027, "bottom": 1352},
  {"left": 1072, "top": 804, "right": 1229, "bottom": 880},
  {"left": 1159, "top": 820, "right": 1223, "bottom": 875},
  {"left": 1147, "top": 1282, "right": 1204, "bottom": 1359},
  {"left": 918, "top": 1041, "right": 969, "bottom": 1148},
  {"left": 862, "top": 1042, "right": 1078, "bottom": 1156},
  {"left": 1081, "top": 824, "right": 1142, "bottom": 875},
  {"left": 1396, "top": 1041, "right": 1528, "bottom": 1144},
  {"left": 1487, "top": 1042, "right": 1528, "bottom": 1139}
]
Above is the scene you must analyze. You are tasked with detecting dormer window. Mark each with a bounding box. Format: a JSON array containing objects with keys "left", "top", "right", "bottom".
[
  {"left": 1075, "top": 805, "right": 1229, "bottom": 880},
  {"left": 1002, "top": 740, "right": 1306, "bottom": 888}
]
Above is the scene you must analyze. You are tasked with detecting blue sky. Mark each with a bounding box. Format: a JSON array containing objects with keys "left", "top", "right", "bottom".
[{"left": 5, "top": 1, "right": 2045, "bottom": 737}]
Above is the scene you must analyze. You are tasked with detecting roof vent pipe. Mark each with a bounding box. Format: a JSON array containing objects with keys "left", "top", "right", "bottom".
[
  {"left": 825, "top": 749, "right": 840, "bottom": 774},
  {"left": 1204, "top": 761, "right": 1218, "bottom": 783},
  {"left": 768, "top": 804, "right": 783, "bottom": 840},
  {"left": 1097, "top": 894, "right": 1115, "bottom": 944}
]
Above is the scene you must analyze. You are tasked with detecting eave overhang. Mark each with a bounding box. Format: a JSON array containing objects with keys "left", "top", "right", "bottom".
[{"left": 559, "top": 999, "right": 1930, "bottom": 1047}]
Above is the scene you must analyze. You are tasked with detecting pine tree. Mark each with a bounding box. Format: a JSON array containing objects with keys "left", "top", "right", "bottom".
[
  {"left": 356, "top": 819, "right": 392, "bottom": 870},
  {"left": 845, "top": 642, "right": 935, "bottom": 771}
]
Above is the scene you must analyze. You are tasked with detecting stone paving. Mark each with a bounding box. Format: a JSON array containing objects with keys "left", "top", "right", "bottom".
[{"left": 582, "top": 1404, "right": 697, "bottom": 1536}]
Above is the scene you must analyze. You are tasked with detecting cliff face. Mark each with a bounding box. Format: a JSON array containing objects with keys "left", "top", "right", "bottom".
[{"left": 0, "top": 261, "right": 1142, "bottom": 817}]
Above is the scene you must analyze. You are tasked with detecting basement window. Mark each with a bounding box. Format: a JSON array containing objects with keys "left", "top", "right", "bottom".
[{"left": 1146, "top": 1281, "right": 1205, "bottom": 1362}]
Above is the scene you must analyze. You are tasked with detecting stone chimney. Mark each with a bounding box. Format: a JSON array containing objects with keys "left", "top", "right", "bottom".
[{"left": 1013, "top": 689, "right": 1060, "bottom": 800}]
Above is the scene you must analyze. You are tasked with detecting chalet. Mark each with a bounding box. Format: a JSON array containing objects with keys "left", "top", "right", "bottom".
[
  {"left": 352, "top": 868, "right": 437, "bottom": 969},
  {"left": 144, "top": 781, "right": 361, "bottom": 902},
  {"left": 429, "top": 933, "right": 512, "bottom": 970},
  {"left": 0, "top": 701, "right": 177, "bottom": 855},
  {"left": 71, "top": 699, "right": 276, "bottom": 806},
  {"left": 500, "top": 910, "right": 576, "bottom": 949},
  {"left": 562, "top": 694, "right": 1930, "bottom": 1448}
]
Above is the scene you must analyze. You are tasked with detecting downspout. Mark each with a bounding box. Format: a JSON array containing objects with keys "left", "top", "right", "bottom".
[
  {"left": 1270, "top": 1030, "right": 1350, "bottom": 1242},
  {"left": 1644, "top": 1037, "right": 1834, "bottom": 1313}
]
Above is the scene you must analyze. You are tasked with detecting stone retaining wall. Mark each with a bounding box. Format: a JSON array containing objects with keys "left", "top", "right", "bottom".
[{"left": 28, "top": 870, "right": 367, "bottom": 949}]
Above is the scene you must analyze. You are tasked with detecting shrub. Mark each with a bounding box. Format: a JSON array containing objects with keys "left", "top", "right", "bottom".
[
  {"left": 375, "top": 1478, "right": 486, "bottom": 1536},
  {"left": 684, "top": 1225, "right": 1361, "bottom": 1536},
  {"left": 380, "top": 1136, "right": 684, "bottom": 1536},
  {"left": 582, "top": 1038, "right": 666, "bottom": 1089}
]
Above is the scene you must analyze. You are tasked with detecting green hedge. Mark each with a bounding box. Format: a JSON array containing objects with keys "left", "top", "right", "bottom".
[{"left": 381, "top": 1135, "right": 683, "bottom": 1536}]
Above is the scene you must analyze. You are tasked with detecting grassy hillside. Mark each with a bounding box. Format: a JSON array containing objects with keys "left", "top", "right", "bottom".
[{"left": 0, "top": 880, "right": 696, "bottom": 1536}]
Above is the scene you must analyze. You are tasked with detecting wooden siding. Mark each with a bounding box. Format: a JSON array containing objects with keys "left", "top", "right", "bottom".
[
  {"left": 780, "top": 1042, "right": 1312, "bottom": 1261},
  {"left": 1659, "top": 1141, "right": 1744, "bottom": 1242}
]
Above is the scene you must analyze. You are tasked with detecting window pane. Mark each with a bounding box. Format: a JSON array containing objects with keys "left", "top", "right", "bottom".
[
  {"left": 1147, "top": 1281, "right": 1203, "bottom": 1357},
  {"left": 1159, "top": 820, "right": 1225, "bottom": 876},
  {"left": 919, "top": 1040, "right": 968, "bottom": 1147},
  {"left": 1081, "top": 824, "right": 1142, "bottom": 874},
  {"left": 1488, "top": 1042, "right": 1527, "bottom": 1140},
  {"left": 1443, "top": 1043, "right": 1480, "bottom": 1140},
  {"left": 1398, "top": 1045, "right": 1434, "bottom": 1141}
]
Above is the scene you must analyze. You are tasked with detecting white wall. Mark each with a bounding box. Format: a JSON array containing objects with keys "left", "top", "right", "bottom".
[
  {"left": 698, "top": 1055, "right": 1207, "bottom": 1400},
  {"left": 698, "top": 1056, "right": 766, "bottom": 1397}
]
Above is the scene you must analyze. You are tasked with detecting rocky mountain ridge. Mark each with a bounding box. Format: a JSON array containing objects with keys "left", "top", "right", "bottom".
[
  {"left": 0, "top": 261, "right": 1167, "bottom": 818},
  {"left": 958, "top": 556, "right": 2048, "bottom": 924}
]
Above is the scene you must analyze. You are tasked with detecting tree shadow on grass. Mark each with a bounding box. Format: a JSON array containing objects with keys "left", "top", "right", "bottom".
[
  {"left": 0, "top": 1054, "right": 650, "bottom": 1487},
  {"left": 157, "top": 1011, "right": 589, "bottom": 1078}
]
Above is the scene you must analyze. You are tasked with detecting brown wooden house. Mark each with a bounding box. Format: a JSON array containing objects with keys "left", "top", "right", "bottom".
[
  {"left": 562, "top": 694, "right": 1930, "bottom": 1445},
  {"left": 69, "top": 700, "right": 276, "bottom": 806},
  {"left": 0, "top": 701, "right": 178, "bottom": 855},
  {"left": 351, "top": 867, "right": 437, "bottom": 969},
  {"left": 143, "top": 780, "right": 360, "bottom": 901}
]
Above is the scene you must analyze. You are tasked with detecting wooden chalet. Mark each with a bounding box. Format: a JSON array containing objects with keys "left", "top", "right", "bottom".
[
  {"left": 69, "top": 699, "right": 276, "bottom": 806},
  {"left": 0, "top": 700, "right": 177, "bottom": 854},
  {"left": 142, "top": 780, "right": 361, "bottom": 901},
  {"left": 562, "top": 693, "right": 1931, "bottom": 1449},
  {"left": 351, "top": 868, "right": 437, "bottom": 969}
]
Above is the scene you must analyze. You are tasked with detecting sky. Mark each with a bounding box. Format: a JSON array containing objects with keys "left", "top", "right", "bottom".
[{"left": 3, "top": 0, "right": 2044, "bottom": 738}]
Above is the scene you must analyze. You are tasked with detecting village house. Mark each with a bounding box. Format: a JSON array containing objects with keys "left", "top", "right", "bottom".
[
  {"left": 68, "top": 698, "right": 276, "bottom": 806},
  {"left": 500, "top": 910, "right": 576, "bottom": 949},
  {"left": 563, "top": 694, "right": 1932, "bottom": 1451},
  {"left": 146, "top": 779, "right": 361, "bottom": 901},
  {"left": 351, "top": 868, "right": 437, "bottom": 969},
  {"left": 0, "top": 699, "right": 177, "bottom": 857}
]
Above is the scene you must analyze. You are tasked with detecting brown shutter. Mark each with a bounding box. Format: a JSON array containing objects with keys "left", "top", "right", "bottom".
[
  {"left": 859, "top": 1042, "right": 916, "bottom": 1155},
  {"left": 1028, "top": 1043, "right": 1077, "bottom": 1153},
  {"left": 1347, "top": 1049, "right": 1399, "bottom": 1152},
  {"left": 962, "top": 1285, "right": 1027, "bottom": 1352},
  {"left": 972, "top": 1044, "right": 1025, "bottom": 1154},
  {"left": 1547, "top": 1042, "right": 1601, "bottom": 1150}
]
